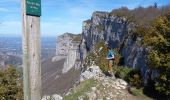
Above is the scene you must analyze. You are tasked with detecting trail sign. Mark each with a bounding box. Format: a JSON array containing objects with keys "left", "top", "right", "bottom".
[{"left": 26, "top": 0, "right": 41, "bottom": 16}]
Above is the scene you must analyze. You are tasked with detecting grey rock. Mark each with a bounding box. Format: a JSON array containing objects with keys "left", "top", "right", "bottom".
[
  {"left": 52, "top": 94, "right": 63, "bottom": 100},
  {"left": 106, "top": 97, "right": 111, "bottom": 100},
  {"left": 117, "top": 79, "right": 128, "bottom": 86},
  {"left": 41, "top": 94, "right": 63, "bottom": 100},
  {"left": 80, "top": 65, "right": 104, "bottom": 82},
  {"left": 53, "top": 33, "right": 81, "bottom": 73},
  {"left": 91, "top": 87, "right": 97, "bottom": 92},
  {"left": 80, "top": 11, "right": 148, "bottom": 78},
  {"left": 78, "top": 96, "right": 84, "bottom": 100},
  {"left": 41, "top": 96, "right": 50, "bottom": 100}
]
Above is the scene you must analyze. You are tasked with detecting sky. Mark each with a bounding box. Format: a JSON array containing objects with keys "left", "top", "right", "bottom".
[{"left": 0, "top": 0, "right": 169, "bottom": 37}]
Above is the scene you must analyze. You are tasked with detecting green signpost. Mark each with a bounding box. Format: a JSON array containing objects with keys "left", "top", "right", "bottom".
[{"left": 26, "top": 0, "right": 41, "bottom": 16}]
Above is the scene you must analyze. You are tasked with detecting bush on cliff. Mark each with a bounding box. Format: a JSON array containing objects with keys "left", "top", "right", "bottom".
[
  {"left": 84, "top": 41, "right": 121, "bottom": 73},
  {"left": 96, "top": 42, "right": 122, "bottom": 73},
  {"left": 115, "top": 66, "right": 133, "bottom": 79},
  {"left": 125, "top": 69, "right": 143, "bottom": 88},
  {"left": 143, "top": 13, "right": 170, "bottom": 96},
  {"left": 0, "top": 65, "right": 23, "bottom": 100}
]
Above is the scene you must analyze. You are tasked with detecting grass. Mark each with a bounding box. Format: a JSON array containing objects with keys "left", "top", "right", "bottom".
[
  {"left": 63, "top": 79, "right": 97, "bottom": 100},
  {"left": 129, "top": 87, "right": 152, "bottom": 100}
]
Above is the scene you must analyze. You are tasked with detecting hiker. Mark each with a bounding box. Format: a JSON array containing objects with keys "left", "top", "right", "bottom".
[{"left": 106, "top": 47, "right": 115, "bottom": 75}]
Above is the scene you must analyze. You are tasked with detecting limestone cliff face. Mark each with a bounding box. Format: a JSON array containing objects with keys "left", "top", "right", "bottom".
[
  {"left": 53, "top": 33, "right": 81, "bottom": 73},
  {"left": 81, "top": 11, "right": 148, "bottom": 75},
  {"left": 42, "top": 33, "right": 81, "bottom": 95}
]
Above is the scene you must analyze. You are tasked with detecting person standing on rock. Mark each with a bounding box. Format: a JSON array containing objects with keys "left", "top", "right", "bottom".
[{"left": 106, "top": 47, "right": 115, "bottom": 76}]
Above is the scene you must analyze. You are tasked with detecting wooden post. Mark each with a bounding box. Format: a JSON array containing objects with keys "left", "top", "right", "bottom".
[{"left": 22, "top": 0, "right": 42, "bottom": 100}]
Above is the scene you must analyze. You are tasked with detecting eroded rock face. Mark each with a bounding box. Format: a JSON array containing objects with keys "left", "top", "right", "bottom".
[
  {"left": 42, "top": 33, "right": 81, "bottom": 96},
  {"left": 53, "top": 33, "right": 81, "bottom": 73},
  {"left": 81, "top": 11, "right": 148, "bottom": 76}
]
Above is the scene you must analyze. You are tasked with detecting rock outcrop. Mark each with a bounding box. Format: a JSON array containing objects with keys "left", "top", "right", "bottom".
[
  {"left": 52, "top": 33, "right": 81, "bottom": 73},
  {"left": 64, "top": 65, "right": 150, "bottom": 100},
  {"left": 42, "top": 94, "right": 63, "bottom": 100},
  {"left": 80, "top": 11, "right": 148, "bottom": 76},
  {"left": 80, "top": 65, "right": 105, "bottom": 82},
  {"left": 42, "top": 33, "right": 81, "bottom": 96},
  {"left": 80, "top": 65, "right": 127, "bottom": 90}
]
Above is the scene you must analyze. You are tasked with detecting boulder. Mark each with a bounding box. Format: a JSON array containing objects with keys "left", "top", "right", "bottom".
[
  {"left": 52, "top": 94, "right": 63, "bottom": 100},
  {"left": 80, "top": 65, "right": 104, "bottom": 82},
  {"left": 41, "top": 94, "right": 63, "bottom": 100}
]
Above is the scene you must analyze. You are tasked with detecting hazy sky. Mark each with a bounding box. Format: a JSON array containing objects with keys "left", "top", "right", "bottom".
[{"left": 0, "top": 0, "right": 169, "bottom": 37}]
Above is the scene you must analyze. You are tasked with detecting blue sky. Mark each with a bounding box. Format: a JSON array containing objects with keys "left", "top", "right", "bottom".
[{"left": 0, "top": 0, "right": 169, "bottom": 37}]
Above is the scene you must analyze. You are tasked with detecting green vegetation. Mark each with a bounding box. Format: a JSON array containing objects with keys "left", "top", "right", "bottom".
[
  {"left": 143, "top": 13, "right": 170, "bottom": 97},
  {"left": 84, "top": 5, "right": 170, "bottom": 98},
  {"left": 84, "top": 41, "right": 121, "bottom": 73},
  {"left": 129, "top": 87, "right": 143, "bottom": 96},
  {"left": 72, "top": 34, "right": 82, "bottom": 42},
  {"left": 125, "top": 69, "right": 142, "bottom": 88},
  {"left": 110, "top": 5, "right": 170, "bottom": 26},
  {"left": 84, "top": 41, "right": 143, "bottom": 90},
  {"left": 115, "top": 66, "right": 142, "bottom": 88},
  {"left": 115, "top": 66, "right": 133, "bottom": 79},
  {"left": 109, "top": 5, "right": 170, "bottom": 97},
  {"left": 94, "top": 41, "right": 109, "bottom": 72},
  {"left": 0, "top": 65, "right": 23, "bottom": 100},
  {"left": 84, "top": 41, "right": 144, "bottom": 91},
  {"left": 63, "top": 79, "right": 97, "bottom": 100},
  {"left": 129, "top": 87, "right": 151, "bottom": 100}
]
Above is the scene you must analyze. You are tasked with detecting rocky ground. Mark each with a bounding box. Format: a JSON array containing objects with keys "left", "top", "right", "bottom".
[{"left": 42, "top": 65, "right": 151, "bottom": 100}]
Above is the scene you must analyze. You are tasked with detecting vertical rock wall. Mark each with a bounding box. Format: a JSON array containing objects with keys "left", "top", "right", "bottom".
[
  {"left": 53, "top": 33, "right": 81, "bottom": 73},
  {"left": 81, "top": 11, "right": 148, "bottom": 76}
]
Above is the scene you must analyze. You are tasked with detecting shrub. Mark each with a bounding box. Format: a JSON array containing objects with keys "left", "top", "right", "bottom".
[
  {"left": 83, "top": 41, "right": 122, "bottom": 73},
  {"left": 95, "top": 42, "right": 122, "bottom": 73},
  {"left": 125, "top": 69, "right": 142, "bottom": 88},
  {"left": 115, "top": 67, "right": 143, "bottom": 88},
  {"left": 115, "top": 66, "right": 133, "bottom": 79},
  {"left": 0, "top": 65, "right": 23, "bottom": 100},
  {"left": 143, "top": 13, "right": 170, "bottom": 96}
]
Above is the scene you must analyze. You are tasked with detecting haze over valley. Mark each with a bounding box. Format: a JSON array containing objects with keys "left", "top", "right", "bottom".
[{"left": 0, "top": 36, "right": 56, "bottom": 67}]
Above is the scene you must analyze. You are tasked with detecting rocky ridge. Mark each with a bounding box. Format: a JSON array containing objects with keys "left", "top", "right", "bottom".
[{"left": 42, "top": 65, "right": 150, "bottom": 100}]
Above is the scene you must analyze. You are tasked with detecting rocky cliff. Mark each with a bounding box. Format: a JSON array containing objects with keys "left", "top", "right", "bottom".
[
  {"left": 42, "top": 33, "right": 81, "bottom": 96},
  {"left": 52, "top": 33, "right": 81, "bottom": 73},
  {"left": 81, "top": 11, "right": 148, "bottom": 76}
]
